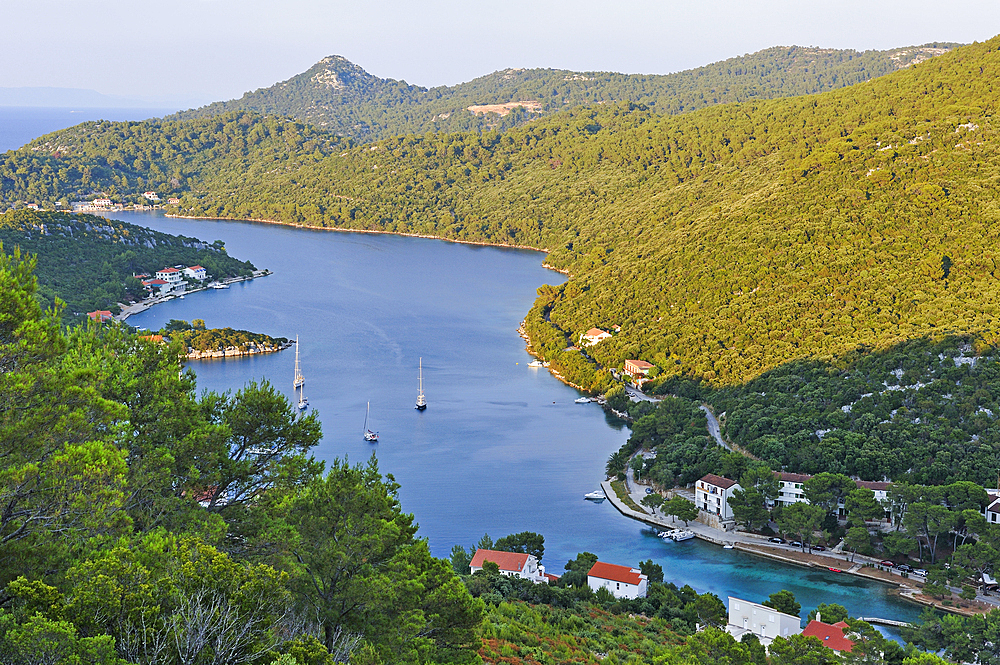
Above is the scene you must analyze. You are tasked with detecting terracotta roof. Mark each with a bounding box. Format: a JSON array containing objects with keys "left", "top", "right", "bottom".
[
  {"left": 855, "top": 480, "right": 891, "bottom": 491},
  {"left": 777, "top": 472, "right": 812, "bottom": 483},
  {"left": 157, "top": 267, "right": 180, "bottom": 273},
  {"left": 187, "top": 265, "right": 205, "bottom": 271},
  {"left": 700, "top": 473, "right": 738, "bottom": 490},
  {"left": 802, "top": 620, "right": 854, "bottom": 652},
  {"left": 544, "top": 573, "right": 560, "bottom": 582},
  {"left": 470, "top": 549, "right": 529, "bottom": 572},
  {"left": 587, "top": 561, "right": 644, "bottom": 586},
  {"left": 584, "top": 328, "right": 610, "bottom": 337},
  {"left": 625, "top": 359, "right": 654, "bottom": 369}
]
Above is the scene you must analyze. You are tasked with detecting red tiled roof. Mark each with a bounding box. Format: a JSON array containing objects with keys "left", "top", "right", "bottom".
[
  {"left": 777, "top": 472, "right": 812, "bottom": 483},
  {"left": 87, "top": 310, "right": 113, "bottom": 320},
  {"left": 187, "top": 265, "right": 205, "bottom": 270},
  {"left": 802, "top": 620, "right": 854, "bottom": 652},
  {"left": 855, "top": 480, "right": 891, "bottom": 491},
  {"left": 587, "top": 561, "right": 643, "bottom": 586},
  {"left": 470, "top": 549, "right": 529, "bottom": 572},
  {"left": 625, "top": 359, "right": 654, "bottom": 369},
  {"left": 584, "top": 328, "right": 610, "bottom": 337},
  {"left": 157, "top": 267, "right": 180, "bottom": 273},
  {"left": 544, "top": 572, "right": 560, "bottom": 582},
  {"left": 700, "top": 473, "right": 738, "bottom": 490}
]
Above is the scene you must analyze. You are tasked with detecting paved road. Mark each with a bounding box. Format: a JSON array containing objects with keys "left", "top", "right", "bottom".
[
  {"left": 700, "top": 405, "right": 732, "bottom": 451},
  {"left": 626, "top": 385, "right": 655, "bottom": 402}
]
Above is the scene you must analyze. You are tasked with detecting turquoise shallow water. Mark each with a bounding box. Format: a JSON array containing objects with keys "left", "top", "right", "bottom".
[{"left": 110, "top": 211, "right": 922, "bottom": 631}]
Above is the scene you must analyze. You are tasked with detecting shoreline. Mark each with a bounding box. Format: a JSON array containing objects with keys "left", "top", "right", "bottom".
[
  {"left": 114, "top": 270, "right": 271, "bottom": 323},
  {"left": 164, "top": 213, "right": 560, "bottom": 259}
]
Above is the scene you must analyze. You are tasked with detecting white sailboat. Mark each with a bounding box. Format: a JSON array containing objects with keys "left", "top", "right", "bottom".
[
  {"left": 294, "top": 336, "right": 308, "bottom": 411},
  {"left": 415, "top": 357, "right": 427, "bottom": 411},
  {"left": 364, "top": 401, "right": 378, "bottom": 442}
]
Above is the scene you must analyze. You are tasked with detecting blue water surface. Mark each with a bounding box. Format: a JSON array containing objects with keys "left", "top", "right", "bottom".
[{"left": 105, "top": 211, "right": 923, "bottom": 632}]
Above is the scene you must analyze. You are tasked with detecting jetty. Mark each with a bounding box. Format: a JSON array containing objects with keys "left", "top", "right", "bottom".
[{"left": 859, "top": 617, "right": 910, "bottom": 628}]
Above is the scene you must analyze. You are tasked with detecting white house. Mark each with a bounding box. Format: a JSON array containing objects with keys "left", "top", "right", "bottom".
[
  {"left": 726, "top": 596, "right": 801, "bottom": 647},
  {"left": 155, "top": 267, "right": 184, "bottom": 284},
  {"left": 587, "top": 561, "right": 647, "bottom": 599},
  {"left": 143, "top": 191, "right": 160, "bottom": 202},
  {"left": 697, "top": 473, "right": 741, "bottom": 520},
  {"left": 985, "top": 490, "right": 1000, "bottom": 525},
  {"left": 773, "top": 472, "right": 811, "bottom": 507},
  {"left": 581, "top": 327, "right": 612, "bottom": 346},
  {"left": 92, "top": 198, "right": 113, "bottom": 208},
  {"left": 142, "top": 278, "right": 172, "bottom": 293},
  {"left": 469, "top": 549, "right": 547, "bottom": 584},
  {"left": 183, "top": 265, "right": 207, "bottom": 280}
]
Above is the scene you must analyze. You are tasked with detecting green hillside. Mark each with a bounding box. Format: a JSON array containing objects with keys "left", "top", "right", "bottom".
[
  {"left": 0, "top": 210, "right": 254, "bottom": 320},
  {"left": 172, "top": 44, "right": 958, "bottom": 142},
  {"left": 3, "top": 38, "right": 1000, "bottom": 391}
]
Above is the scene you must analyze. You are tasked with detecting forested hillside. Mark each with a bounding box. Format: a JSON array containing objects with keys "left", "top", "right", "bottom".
[
  {"left": 4, "top": 38, "right": 1000, "bottom": 390},
  {"left": 172, "top": 45, "right": 956, "bottom": 142},
  {"left": 0, "top": 211, "right": 254, "bottom": 319}
]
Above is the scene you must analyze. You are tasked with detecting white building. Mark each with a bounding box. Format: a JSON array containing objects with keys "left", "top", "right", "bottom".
[
  {"left": 773, "top": 472, "right": 811, "bottom": 507},
  {"left": 155, "top": 267, "right": 184, "bottom": 284},
  {"left": 581, "top": 327, "right": 612, "bottom": 346},
  {"left": 696, "top": 474, "right": 741, "bottom": 520},
  {"left": 92, "top": 198, "right": 113, "bottom": 208},
  {"left": 726, "top": 596, "right": 802, "bottom": 646},
  {"left": 587, "top": 561, "right": 647, "bottom": 599},
  {"left": 469, "top": 549, "right": 547, "bottom": 584},
  {"left": 143, "top": 191, "right": 161, "bottom": 202},
  {"left": 183, "top": 265, "right": 207, "bottom": 281}
]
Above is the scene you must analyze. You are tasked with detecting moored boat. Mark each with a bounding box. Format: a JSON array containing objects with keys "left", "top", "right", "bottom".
[
  {"left": 575, "top": 397, "right": 591, "bottom": 403},
  {"left": 584, "top": 490, "right": 605, "bottom": 500},
  {"left": 293, "top": 336, "right": 308, "bottom": 411},
  {"left": 364, "top": 401, "right": 378, "bottom": 442},
  {"left": 415, "top": 357, "right": 427, "bottom": 410},
  {"left": 527, "top": 360, "right": 544, "bottom": 368}
]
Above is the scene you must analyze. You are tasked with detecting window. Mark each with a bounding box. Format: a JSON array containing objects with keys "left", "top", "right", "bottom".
[
  {"left": 733, "top": 603, "right": 741, "bottom": 610},
  {"left": 769, "top": 615, "right": 774, "bottom": 623}
]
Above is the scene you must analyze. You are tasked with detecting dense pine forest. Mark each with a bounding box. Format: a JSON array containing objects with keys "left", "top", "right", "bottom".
[
  {"left": 0, "top": 211, "right": 254, "bottom": 320},
  {"left": 4, "top": 38, "right": 1000, "bottom": 391},
  {"left": 172, "top": 44, "right": 957, "bottom": 142}
]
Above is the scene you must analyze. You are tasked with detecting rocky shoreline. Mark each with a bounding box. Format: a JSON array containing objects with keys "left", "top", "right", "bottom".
[{"left": 185, "top": 340, "right": 293, "bottom": 359}]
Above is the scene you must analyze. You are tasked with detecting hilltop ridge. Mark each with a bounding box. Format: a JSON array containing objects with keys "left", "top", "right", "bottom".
[{"left": 172, "top": 43, "right": 959, "bottom": 141}]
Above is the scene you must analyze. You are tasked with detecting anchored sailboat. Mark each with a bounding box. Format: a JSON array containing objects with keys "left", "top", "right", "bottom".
[
  {"left": 294, "top": 336, "right": 308, "bottom": 411},
  {"left": 415, "top": 357, "right": 427, "bottom": 411},
  {"left": 364, "top": 401, "right": 378, "bottom": 442}
]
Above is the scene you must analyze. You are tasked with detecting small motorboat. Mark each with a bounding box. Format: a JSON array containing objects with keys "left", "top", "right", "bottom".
[
  {"left": 527, "top": 360, "right": 545, "bottom": 368},
  {"left": 584, "top": 490, "right": 606, "bottom": 501},
  {"left": 723, "top": 543, "right": 734, "bottom": 550},
  {"left": 663, "top": 529, "right": 695, "bottom": 541},
  {"left": 828, "top": 568, "right": 843, "bottom": 573},
  {"left": 575, "top": 397, "right": 591, "bottom": 404}
]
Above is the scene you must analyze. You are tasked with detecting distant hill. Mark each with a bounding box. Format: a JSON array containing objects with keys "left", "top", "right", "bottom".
[
  {"left": 171, "top": 44, "right": 960, "bottom": 142},
  {"left": 4, "top": 37, "right": 999, "bottom": 391}
]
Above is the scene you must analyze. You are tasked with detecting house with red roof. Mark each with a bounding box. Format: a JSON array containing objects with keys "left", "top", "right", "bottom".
[
  {"left": 183, "top": 265, "right": 207, "bottom": 281},
  {"left": 696, "top": 473, "right": 742, "bottom": 520},
  {"left": 802, "top": 619, "right": 855, "bottom": 652},
  {"left": 469, "top": 549, "right": 547, "bottom": 583},
  {"left": 580, "top": 327, "right": 612, "bottom": 346},
  {"left": 142, "top": 278, "right": 171, "bottom": 293},
  {"left": 155, "top": 267, "right": 183, "bottom": 284},
  {"left": 87, "top": 310, "right": 113, "bottom": 323},
  {"left": 587, "top": 561, "right": 647, "bottom": 599},
  {"left": 623, "top": 359, "right": 654, "bottom": 379}
]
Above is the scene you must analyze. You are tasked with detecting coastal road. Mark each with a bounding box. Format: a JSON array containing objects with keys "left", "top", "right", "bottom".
[{"left": 626, "top": 385, "right": 655, "bottom": 402}]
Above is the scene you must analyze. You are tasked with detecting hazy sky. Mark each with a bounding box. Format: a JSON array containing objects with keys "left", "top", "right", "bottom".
[{"left": 3, "top": 0, "right": 999, "bottom": 107}]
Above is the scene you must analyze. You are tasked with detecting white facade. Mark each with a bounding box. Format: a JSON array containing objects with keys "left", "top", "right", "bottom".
[
  {"left": 155, "top": 268, "right": 184, "bottom": 284},
  {"left": 143, "top": 191, "right": 161, "bottom": 201},
  {"left": 726, "top": 596, "right": 801, "bottom": 647},
  {"left": 183, "top": 266, "right": 207, "bottom": 280},
  {"left": 774, "top": 472, "right": 811, "bottom": 507},
  {"left": 469, "top": 549, "right": 547, "bottom": 584},
  {"left": 581, "top": 328, "right": 612, "bottom": 346},
  {"left": 587, "top": 562, "right": 648, "bottom": 599},
  {"left": 696, "top": 474, "right": 741, "bottom": 520}
]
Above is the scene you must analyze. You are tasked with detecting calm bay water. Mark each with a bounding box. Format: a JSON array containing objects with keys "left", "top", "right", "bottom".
[{"left": 107, "top": 210, "right": 920, "bottom": 629}]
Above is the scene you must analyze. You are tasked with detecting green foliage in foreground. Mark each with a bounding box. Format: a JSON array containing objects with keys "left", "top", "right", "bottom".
[
  {"left": 0, "top": 210, "right": 254, "bottom": 320},
  {"left": 0, "top": 250, "right": 483, "bottom": 664},
  {"left": 173, "top": 45, "right": 957, "bottom": 143}
]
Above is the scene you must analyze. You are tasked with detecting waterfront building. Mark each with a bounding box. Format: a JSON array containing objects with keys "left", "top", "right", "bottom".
[
  {"left": 469, "top": 549, "right": 547, "bottom": 583},
  {"left": 581, "top": 327, "right": 612, "bottom": 346},
  {"left": 773, "top": 472, "right": 811, "bottom": 507},
  {"left": 696, "top": 473, "right": 741, "bottom": 520},
  {"left": 155, "top": 267, "right": 184, "bottom": 284},
  {"left": 587, "top": 561, "right": 647, "bottom": 599},
  {"left": 87, "top": 310, "right": 113, "bottom": 322},
  {"left": 143, "top": 191, "right": 160, "bottom": 201},
  {"left": 143, "top": 278, "right": 172, "bottom": 293},
  {"left": 726, "top": 596, "right": 802, "bottom": 646},
  {"left": 183, "top": 265, "right": 207, "bottom": 280},
  {"left": 801, "top": 618, "right": 855, "bottom": 652}
]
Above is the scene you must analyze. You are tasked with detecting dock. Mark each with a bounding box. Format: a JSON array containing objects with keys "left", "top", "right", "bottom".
[{"left": 859, "top": 617, "right": 910, "bottom": 627}]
